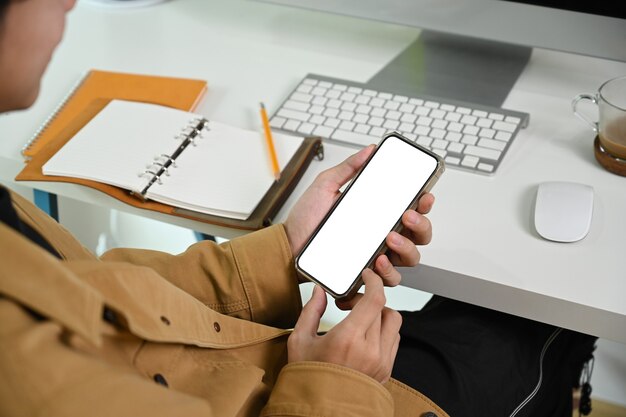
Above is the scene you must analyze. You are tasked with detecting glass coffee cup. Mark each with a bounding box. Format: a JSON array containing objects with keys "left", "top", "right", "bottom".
[{"left": 572, "top": 76, "right": 626, "bottom": 175}]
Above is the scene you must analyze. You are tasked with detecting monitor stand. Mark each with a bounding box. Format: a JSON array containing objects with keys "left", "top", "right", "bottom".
[{"left": 366, "top": 30, "right": 532, "bottom": 108}]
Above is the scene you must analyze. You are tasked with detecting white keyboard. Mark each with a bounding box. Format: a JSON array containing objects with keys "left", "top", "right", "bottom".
[{"left": 270, "top": 74, "right": 529, "bottom": 175}]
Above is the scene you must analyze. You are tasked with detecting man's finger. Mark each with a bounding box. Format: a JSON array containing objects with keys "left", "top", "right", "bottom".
[
  {"left": 293, "top": 285, "right": 327, "bottom": 336},
  {"left": 343, "top": 269, "right": 386, "bottom": 328},
  {"left": 417, "top": 193, "right": 435, "bottom": 214},
  {"left": 386, "top": 231, "right": 421, "bottom": 267},
  {"left": 374, "top": 254, "right": 401, "bottom": 287},
  {"left": 401, "top": 210, "right": 433, "bottom": 246},
  {"left": 316, "top": 145, "right": 375, "bottom": 190}
]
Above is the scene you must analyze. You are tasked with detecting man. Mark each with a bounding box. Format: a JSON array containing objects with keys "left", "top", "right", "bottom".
[
  {"left": 0, "top": 1, "right": 445, "bottom": 416},
  {"left": 0, "top": 1, "right": 597, "bottom": 416}
]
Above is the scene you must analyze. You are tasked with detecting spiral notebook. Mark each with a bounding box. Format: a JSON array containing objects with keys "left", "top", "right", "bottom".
[
  {"left": 17, "top": 99, "right": 323, "bottom": 229},
  {"left": 22, "top": 69, "right": 207, "bottom": 159}
]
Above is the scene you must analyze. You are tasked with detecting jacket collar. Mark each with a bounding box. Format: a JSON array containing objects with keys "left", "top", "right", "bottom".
[{"left": 0, "top": 224, "right": 104, "bottom": 346}]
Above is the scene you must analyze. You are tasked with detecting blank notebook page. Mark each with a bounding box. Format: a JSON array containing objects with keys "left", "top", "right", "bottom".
[{"left": 43, "top": 100, "right": 302, "bottom": 219}]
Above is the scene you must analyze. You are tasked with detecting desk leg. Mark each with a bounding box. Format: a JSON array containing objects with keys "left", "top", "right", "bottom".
[
  {"left": 34, "top": 189, "right": 59, "bottom": 222},
  {"left": 194, "top": 232, "right": 216, "bottom": 242}
]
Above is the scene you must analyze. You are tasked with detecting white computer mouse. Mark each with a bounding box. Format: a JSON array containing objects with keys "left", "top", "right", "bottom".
[{"left": 534, "top": 181, "right": 594, "bottom": 243}]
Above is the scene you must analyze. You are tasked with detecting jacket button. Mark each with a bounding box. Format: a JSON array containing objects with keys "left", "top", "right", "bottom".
[
  {"left": 153, "top": 373, "right": 169, "bottom": 387},
  {"left": 102, "top": 307, "right": 118, "bottom": 325},
  {"left": 421, "top": 413, "right": 438, "bottom": 417},
  {"left": 160, "top": 316, "right": 171, "bottom": 326},
  {"left": 213, "top": 322, "right": 221, "bottom": 332}
]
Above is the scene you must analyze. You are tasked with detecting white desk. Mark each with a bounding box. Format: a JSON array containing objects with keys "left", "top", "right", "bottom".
[{"left": 0, "top": 0, "right": 625, "bottom": 343}]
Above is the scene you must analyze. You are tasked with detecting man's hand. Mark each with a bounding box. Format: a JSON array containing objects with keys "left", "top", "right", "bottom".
[
  {"left": 284, "top": 145, "right": 435, "bottom": 286},
  {"left": 287, "top": 269, "right": 402, "bottom": 384}
]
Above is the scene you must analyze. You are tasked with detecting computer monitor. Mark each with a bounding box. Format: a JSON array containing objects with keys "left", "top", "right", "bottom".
[{"left": 254, "top": 0, "right": 626, "bottom": 107}]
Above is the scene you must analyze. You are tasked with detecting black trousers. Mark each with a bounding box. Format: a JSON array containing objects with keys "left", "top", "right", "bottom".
[{"left": 393, "top": 296, "right": 597, "bottom": 417}]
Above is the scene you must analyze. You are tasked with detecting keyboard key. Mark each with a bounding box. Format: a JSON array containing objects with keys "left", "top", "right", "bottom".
[
  {"left": 440, "top": 104, "right": 455, "bottom": 112},
  {"left": 355, "top": 104, "right": 372, "bottom": 115},
  {"left": 432, "top": 119, "right": 448, "bottom": 129},
  {"left": 309, "top": 105, "right": 324, "bottom": 115},
  {"left": 416, "top": 116, "right": 433, "bottom": 126},
  {"left": 446, "top": 132, "right": 462, "bottom": 142},
  {"left": 432, "top": 139, "right": 448, "bottom": 149},
  {"left": 378, "top": 92, "right": 393, "bottom": 100},
  {"left": 476, "top": 118, "right": 493, "bottom": 128},
  {"left": 404, "top": 132, "right": 417, "bottom": 141},
  {"left": 370, "top": 126, "right": 386, "bottom": 137},
  {"left": 327, "top": 99, "right": 342, "bottom": 109},
  {"left": 309, "top": 115, "right": 325, "bottom": 125},
  {"left": 448, "top": 122, "right": 464, "bottom": 132},
  {"left": 353, "top": 113, "right": 369, "bottom": 124},
  {"left": 399, "top": 122, "right": 416, "bottom": 133},
  {"left": 324, "top": 118, "right": 340, "bottom": 128},
  {"left": 368, "top": 116, "right": 384, "bottom": 127},
  {"left": 393, "top": 95, "right": 409, "bottom": 103},
  {"left": 473, "top": 110, "right": 488, "bottom": 117},
  {"left": 340, "top": 92, "right": 356, "bottom": 102},
  {"left": 478, "top": 162, "right": 494, "bottom": 172},
  {"left": 338, "top": 111, "right": 354, "bottom": 121},
  {"left": 431, "top": 129, "right": 446, "bottom": 139},
  {"left": 409, "top": 98, "right": 424, "bottom": 106},
  {"left": 298, "top": 123, "right": 315, "bottom": 135},
  {"left": 505, "top": 116, "right": 521, "bottom": 124},
  {"left": 414, "top": 107, "right": 430, "bottom": 116},
  {"left": 464, "top": 145, "right": 501, "bottom": 161},
  {"left": 363, "top": 89, "right": 377, "bottom": 97},
  {"left": 495, "top": 131, "right": 512, "bottom": 142},
  {"left": 283, "top": 119, "right": 301, "bottom": 131},
  {"left": 370, "top": 97, "right": 385, "bottom": 107},
  {"left": 416, "top": 136, "right": 432, "bottom": 147},
  {"left": 430, "top": 109, "right": 446, "bottom": 119},
  {"left": 318, "top": 81, "right": 332, "bottom": 88},
  {"left": 291, "top": 92, "right": 313, "bottom": 102},
  {"left": 311, "top": 96, "right": 328, "bottom": 106},
  {"left": 461, "top": 155, "right": 479, "bottom": 168},
  {"left": 371, "top": 107, "right": 386, "bottom": 117},
  {"left": 399, "top": 103, "right": 415, "bottom": 113},
  {"left": 339, "top": 120, "right": 355, "bottom": 131},
  {"left": 334, "top": 84, "right": 347, "bottom": 91},
  {"left": 302, "top": 78, "right": 317, "bottom": 86},
  {"left": 457, "top": 107, "right": 471, "bottom": 114},
  {"left": 414, "top": 125, "right": 430, "bottom": 136},
  {"left": 448, "top": 142, "right": 465, "bottom": 153},
  {"left": 445, "top": 156, "right": 461, "bottom": 165},
  {"left": 445, "top": 112, "right": 462, "bottom": 123},
  {"left": 313, "top": 125, "right": 333, "bottom": 137},
  {"left": 326, "top": 89, "right": 341, "bottom": 99},
  {"left": 478, "top": 138, "right": 506, "bottom": 151},
  {"left": 425, "top": 101, "right": 439, "bottom": 108},
  {"left": 355, "top": 95, "right": 371, "bottom": 105},
  {"left": 277, "top": 108, "right": 309, "bottom": 122},
  {"left": 492, "top": 120, "right": 517, "bottom": 133},
  {"left": 383, "top": 119, "right": 400, "bottom": 130},
  {"left": 460, "top": 115, "right": 477, "bottom": 125},
  {"left": 355, "top": 124, "right": 370, "bottom": 134},
  {"left": 340, "top": 102, "right": 357, "bottom": 112},
  {"left": 479, "top": 128, "right": 496, "bottom": 139},
  {"left": 463, "top": 125, "right": 480, "bottom": 135},
  {"left": 348, "top": 86, "right": 363, "bottom": 94},
  {"left": 400, "top": 113, "right": 417, "bottom": 123},
  {"left": 269, "top": 116, "right": 286, "bottom": 129},
  {"left": 332, "top": 129, "right": 377, "bottom": 146},
  {"left": 283, "top": 100, "right": 310, "bottom": 112},
  {"left": 296, "top": 84, "right": 313, "bottom": 94},
  {"left": 462, "top": 135, "right": 478, "bottom": 146},
  {"left": 323, "top": 108, "right": 339, "bottom": 118},
  {"left": 488, "top": 112, "right": 504, "bottom": 121},
  {"left": 384, "top": 101, "right": 400, "bottom": 111},
  {"left": 432, "top": 148, "right": 447, "bottom": 158},
  {"left": 386, "top": 111, "right": 401, "bottom": 121},
  {"left": 311, "top": 86, "right": 327, "bottom": 96}
]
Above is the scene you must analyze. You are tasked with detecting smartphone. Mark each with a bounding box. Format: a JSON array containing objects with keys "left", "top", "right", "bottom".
[{"left": 295, "top": 132, "right": 445, "bottom": 298}]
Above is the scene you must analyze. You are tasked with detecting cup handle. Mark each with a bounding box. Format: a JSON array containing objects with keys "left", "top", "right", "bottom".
[{"left": 572, "top": 94, "right": 599, "bottom": 133}]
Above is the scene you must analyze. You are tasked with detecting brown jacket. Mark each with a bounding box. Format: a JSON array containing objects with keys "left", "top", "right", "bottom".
[{"left": 0, "top": 190, "right": 448, "bottom": 417}]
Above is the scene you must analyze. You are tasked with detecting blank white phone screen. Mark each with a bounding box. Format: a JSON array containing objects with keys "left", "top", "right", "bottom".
[{"left": 297, "top": 136, "right": 438, "bottom": 296}]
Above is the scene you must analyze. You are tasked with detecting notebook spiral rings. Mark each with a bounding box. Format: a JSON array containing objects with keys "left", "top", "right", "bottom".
[
  {"left": 21, "top": 72, "right": 89, "bottom": 159},
  {"left": 136, "top": 117, "right": 210, "bottom": 199}
]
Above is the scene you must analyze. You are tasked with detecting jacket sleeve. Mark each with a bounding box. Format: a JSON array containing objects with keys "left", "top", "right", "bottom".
[
  {"left": 100, "top": 224, "right": 302, "bottom": 329},
  {"left": 261, "top": 362, "right": 394, "bottom": 417}
]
